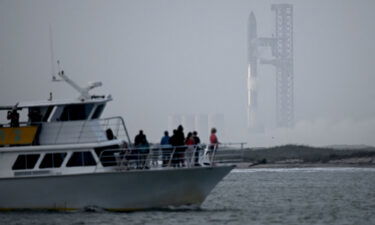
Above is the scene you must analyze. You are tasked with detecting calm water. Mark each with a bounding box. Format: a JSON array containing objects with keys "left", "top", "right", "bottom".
[{"left": 1, "top": 168, "right": 374, "bottom": 225}]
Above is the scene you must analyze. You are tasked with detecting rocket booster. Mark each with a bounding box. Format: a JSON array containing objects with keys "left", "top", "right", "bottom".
[{"left": 247, "top": 12, "right": 259, "bottom": 129}]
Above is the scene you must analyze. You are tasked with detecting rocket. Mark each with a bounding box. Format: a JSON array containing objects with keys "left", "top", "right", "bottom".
[{"left": 247, "top": 12, "right": 259, "bottom": 130}]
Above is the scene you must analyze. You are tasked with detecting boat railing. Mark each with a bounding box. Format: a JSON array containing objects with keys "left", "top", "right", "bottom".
[
  {"left": 7, "top": 143, "right": 245, "bottom": 173},
  {"left": 4, "top": 116, "right": 132, "bottom": 146},
  {"left": 96, "top": 143, "right": 246, "bottom": 170}
]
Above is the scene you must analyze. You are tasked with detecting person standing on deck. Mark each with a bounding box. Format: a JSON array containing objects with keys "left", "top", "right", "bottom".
[
  {"left": 134, "top": 130, "right": 149, "bottom": 169},
  {"left": 7, "top": 109, "right": 19, "bottom": 127},
  {"left": 193, "top": 131, "right": 201, "bottom": 166},
  {"left": 175, "top": 125, "right": 185, "bottom": 167},
  {"left": 169, "top": 129, "right": 178, "bottom": 167},
  {"left": 160, "top": 131, "right": 171, "bottom": 167},
  {"left": 185, "top": 132, "right": 195, "bottom": 167},
  {"left": 209, "top": 128, "right": 219, "bottom": 162}
]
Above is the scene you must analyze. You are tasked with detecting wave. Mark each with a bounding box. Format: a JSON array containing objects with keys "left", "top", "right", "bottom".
[{"left": 232, "top": 167, "right": 375, "bottom": 173}]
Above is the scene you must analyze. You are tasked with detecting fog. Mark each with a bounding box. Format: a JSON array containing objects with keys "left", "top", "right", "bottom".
[{"left": 1, "top": 0, "right": 375, "bottom": 147}]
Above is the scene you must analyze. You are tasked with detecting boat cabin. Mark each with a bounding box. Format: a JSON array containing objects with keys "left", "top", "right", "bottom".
[
  {"left": 0, "top": 96, "right": 115, "bottom": 146},
  {"left": 0, "top": 71, "right": 134, "bottom": 179},
  {"left": 0, "top": 96, "right": 133, "bottom": 178}
]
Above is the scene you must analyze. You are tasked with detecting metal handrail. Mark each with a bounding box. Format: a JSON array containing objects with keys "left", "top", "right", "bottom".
[
  {"left": 117, "top": 116, "right": 132, "bottom": 147},
  {"left": 95, "top": 143, "right": 245, "bottom": 170}
]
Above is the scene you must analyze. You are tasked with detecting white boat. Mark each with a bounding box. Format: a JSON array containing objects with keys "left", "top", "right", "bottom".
[{"left": 0, "top": 68, "right": 235, "bottom": 211}]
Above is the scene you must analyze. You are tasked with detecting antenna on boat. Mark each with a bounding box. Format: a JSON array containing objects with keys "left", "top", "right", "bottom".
[
  {"left": 55, "top": 60, "right": 103, "bottom": 101},
  {"left": 49, "top": 24, "right": 61, "bottom": 82},
  {"left": 48, "top": 25, "right": 104, "bottom": 101}
]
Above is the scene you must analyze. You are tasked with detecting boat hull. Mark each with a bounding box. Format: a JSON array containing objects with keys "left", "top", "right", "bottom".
[{"left": 0, "top": 166, "right": 233, "bottom": 211}]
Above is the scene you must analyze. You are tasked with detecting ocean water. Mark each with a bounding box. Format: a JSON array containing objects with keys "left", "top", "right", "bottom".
[{"left": 1, "top": 167, "right": 374, "bottom": 225}]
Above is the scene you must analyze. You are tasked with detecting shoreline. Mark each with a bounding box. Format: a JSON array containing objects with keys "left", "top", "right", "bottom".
[
  {"left": 216, "top": 145, "right": 375, "bottom": 170},
  {"left": 234, "top": 162, "right": 375, "bottom": 169}
]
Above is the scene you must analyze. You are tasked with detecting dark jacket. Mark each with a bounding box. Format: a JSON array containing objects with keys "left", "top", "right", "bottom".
[
  {"left": 175, "top": 130, "right": 185, "bottom": 147},
  {"left": 134, "top": 133, "right": 146, "bottom": 146},
  {"left": 169, "top": 134, "right": 177, "bottom": 146}
]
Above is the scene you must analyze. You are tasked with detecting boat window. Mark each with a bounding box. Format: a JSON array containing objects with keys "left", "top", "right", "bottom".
[
  {"left": 28, "top": 106, "right": 54, "bottom": 123},
  {"left": 91, "top": 104, "right": 105, "bottom": 119},
  {"left": 12, "top": 154, "right": 40, "bottom": 170},
  {"left": 39, "top": 153, "right": 67, "bottom": 168},
  {"left": 59, "top": 104, "right": 94, "bottom": 121},
  {"left": 42, "top": 106, "right": 54, "bottom": 121},
  {"left": 49, "top": 106, "right": 64, "bottom": 121},
  {"left": 66, "top": 151, "right": 96, "bottom": 167}
]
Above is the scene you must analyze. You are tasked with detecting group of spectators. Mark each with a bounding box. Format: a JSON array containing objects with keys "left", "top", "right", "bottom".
[
  {"left": 132, "top": 125, "right": 219, "bottom": 168},
  {"left": 159, "top": 125, "right": 200, "bottom": 167}
]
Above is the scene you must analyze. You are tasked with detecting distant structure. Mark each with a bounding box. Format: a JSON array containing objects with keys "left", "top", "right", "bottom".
[
  {"left": 247, "top": 4, "right": 294, "bottom": 130},
  {"left": 168, "top": 114, "right": 195, "bottom": 134},
  {"left": 181, "top": 114, "right": 195, "bottom": 134},
  {"left": 247, "top": 12, "right": 264, "bottom": 132},
  {"left": 194, "top": 114, "right": 209, "bottom": 142},
  {"left": 247, "top": 11, "right": 261, "bottom": 131}
]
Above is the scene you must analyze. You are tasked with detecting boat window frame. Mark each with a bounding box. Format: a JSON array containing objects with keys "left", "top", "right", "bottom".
[
  {"left": 48, "top": 105, "right": 64, "bottom": 122},
  {"left": 12, "top": 154, "right": 41, "bottom": 170},
  {"left": 39, "top": 152, "right": 67, "bottom": 169},
  {"left": 48, "top": 103, "right": 96, "bottom": 122},
  {"left": 66, "top": 151, "right": 97, "bottom": 167},
  {"left": 28, "top": 106, "right": 54, "bottom": 123},
  {"left": 90, "top": 104, "right": 105, "bottom": 119},
  {"left": 59, "top": 103, "right": 95, "bottom": 121}
]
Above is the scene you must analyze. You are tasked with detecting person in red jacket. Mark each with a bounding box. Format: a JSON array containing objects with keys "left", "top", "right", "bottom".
[
  {"left": 209, "top": 128, "right": 219, "bottom": 149},
  {"left": 185, "top": 132, "right": 195, "bottom": 167},
  {"left": 208, "top": 128, "right": 219, "bottom": 163}
]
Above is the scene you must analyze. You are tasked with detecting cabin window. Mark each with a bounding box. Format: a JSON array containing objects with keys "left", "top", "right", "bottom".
[
  {"left": 28, "top": 106, "right": 54, "bottom": 123},
  {"left": 66, "top": 151, "right": 96, "bottom": 167},
  {"left": 39, "top": 153, "right": 67, "bottom": 168},
  {"left": 43, "top": 106, "right": 54, "bottom": 121},
  {"left": 49, "top": 106, "right": 64, "bottom": 122},
  {"left": 12, "top": 154, "right": 40, "bottom": 170},
  {"left": 60, "top": 104, "right": 94, "bottom": 121},
  {"left": 91, "top": 104, "right": 105, "bottom": 119}
]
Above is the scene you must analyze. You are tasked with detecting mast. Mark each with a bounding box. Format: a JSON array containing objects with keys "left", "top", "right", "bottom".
[{"left": 49, "top": 25, "right": 57, "bottom": 82}]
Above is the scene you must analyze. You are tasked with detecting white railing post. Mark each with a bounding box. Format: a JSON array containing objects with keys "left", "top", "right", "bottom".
[
  {"left": 77, "top": 120, "right": 87, "bottom": 143},
  {"left": 210, "top": 145, "right": 217, "bottom": 166},
  {"left": 168, "top": 147, "right": 176, "bottom": 167}
]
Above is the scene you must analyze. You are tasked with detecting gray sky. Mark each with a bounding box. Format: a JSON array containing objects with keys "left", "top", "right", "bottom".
[{"left": 1, "top": 0, "right": 375, "bottom": 146}]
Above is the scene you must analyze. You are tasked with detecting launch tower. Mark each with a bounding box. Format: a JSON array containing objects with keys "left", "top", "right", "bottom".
[
  {"left": 272, "top": 4, "right": 294, "bottom": 127},
  {"left": 247, "top": 4, "right": 294, "bottom": 130}
]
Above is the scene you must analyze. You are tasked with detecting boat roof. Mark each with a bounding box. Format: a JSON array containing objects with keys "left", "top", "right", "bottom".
[{"left": 0, "top": 95, "right": 112, "bottom": 110}]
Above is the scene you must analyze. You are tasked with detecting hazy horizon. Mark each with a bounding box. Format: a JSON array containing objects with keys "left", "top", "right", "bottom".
[{"left": 1, "top": 0, "right": 375, "bottom": 147}]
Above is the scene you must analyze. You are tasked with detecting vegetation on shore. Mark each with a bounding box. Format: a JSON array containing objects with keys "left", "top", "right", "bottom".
[{"left": 216, "top": 145, "right": 375, "bottom": 165}]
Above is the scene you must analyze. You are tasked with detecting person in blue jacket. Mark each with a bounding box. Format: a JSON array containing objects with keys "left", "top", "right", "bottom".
[{"left": 160, "top": 131, "right": 171, "bottom": 166}]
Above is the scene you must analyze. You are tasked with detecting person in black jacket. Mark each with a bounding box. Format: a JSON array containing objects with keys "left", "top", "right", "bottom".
[
  {"left": 134, "top": 130, "right": 149, "bottom": 169},
  {"left": 193, "top": 131, "right": 201, "bottom": 166},
  {"left": 7, "top": 109, "right": 19, "bottom": 127},
  {"left": 134, "top": 130, "right": 146, "bottom": 146},
  {"left": 175, "top": 125, "right": 185, "bottom": 167},
  {"left": 169, "top": 129, "right": 178, "bottom": 167}
]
